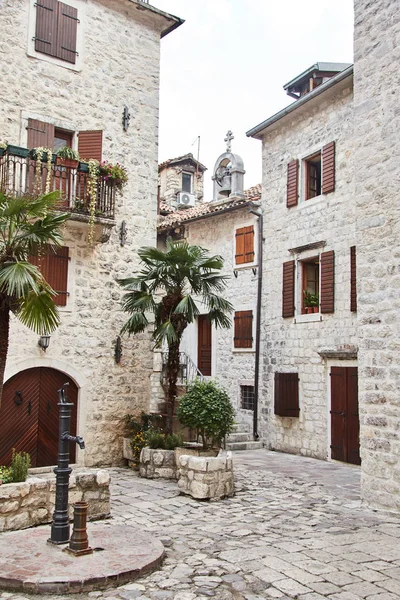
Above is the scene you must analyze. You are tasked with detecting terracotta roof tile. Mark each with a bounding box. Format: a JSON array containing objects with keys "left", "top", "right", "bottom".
[
  {"left": 158, "top": 153, "right": 207, "bottom": 172},
  {"left": 158, "top": 184, "right": 261, "bottom": 230}
]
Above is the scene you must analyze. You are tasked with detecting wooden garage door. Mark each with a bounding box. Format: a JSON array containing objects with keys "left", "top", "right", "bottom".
[
  {"left": 0, "top": 368, "right": 78, "bottom": 468},
  {"left": 330, "top": 367, "right": 360, "bottom": 465}
]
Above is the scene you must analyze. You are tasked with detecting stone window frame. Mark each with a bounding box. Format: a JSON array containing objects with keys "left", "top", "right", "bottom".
[
  {"left": 292, "top": 245, "right": 325, "bottom": 324},
  {"left": 232, "top": 219, "right": 258, "bottom": 271},
  {"left": 299, "top": 145, "right": 325, "bottom": 207},
  {"left": 27, "top": 0, "right": 85, "bottom": 72}
]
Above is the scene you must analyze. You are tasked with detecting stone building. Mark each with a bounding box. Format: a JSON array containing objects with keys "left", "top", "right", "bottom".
[
  {"left": 0, "top": 0, "right": 182, "bottom": 467},
  {"left": 353, "top": 0, "right": 400, "bottom": 512},
  {"left": 158, "top": 153, "right": 206, "bottom": 210}
]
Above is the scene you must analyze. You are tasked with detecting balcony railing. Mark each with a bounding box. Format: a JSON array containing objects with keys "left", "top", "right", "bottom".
[
  {"left": 161, "top": 351, "right": 205, "bottom": 387},
  {"left": 0, "top": 150, "right": 116, "bottom": 220}
]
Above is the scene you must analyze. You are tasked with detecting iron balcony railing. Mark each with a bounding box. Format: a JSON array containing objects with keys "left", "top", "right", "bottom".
[
  {"left": 0, "top": 151, "right": 116, "bottom": 219},
  {"left": 161, "top": 351, "right": 205, "bottom": 387}
]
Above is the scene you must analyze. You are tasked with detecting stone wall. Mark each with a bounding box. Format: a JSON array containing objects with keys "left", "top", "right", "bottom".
[
  {"left": 0, "top": 469, "right": 110, "bottom": 532},
  {"left": 258, "top": 77, "right": 356, "bottom": 458},
  {"left": 353, "top": 0, "right": 400, "bottom": 511},
  {"left": 0, "top": 0, "right": 171, "bottom": 466},
  {"left": 159, "top": 163, "right": 204, "bottom": 206},
  {"left": 139, "top": 448, "right": 177, "bottom": 480},
  {"left": 177, "top": 452, "right": 234, "bottom": 500}
]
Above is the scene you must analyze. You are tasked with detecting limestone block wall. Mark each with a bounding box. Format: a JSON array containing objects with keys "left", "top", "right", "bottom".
[
  {"left": 0, "top": 469, "right": 110, "bottom": 532},
  {"left": 0, "top": 0, "right": 167, "bottom": 466},
  {"left": 179, "top": 208, "right": 259, "bottom": 425},
  {"left": 353, "top": 0, "right": 400, "bottom": 511},
  {"left": 159, "top": 164, "right": 204, "bottom": 206},
  {"left": 259, "top": 79, "right": 356, "bottom": 458}
]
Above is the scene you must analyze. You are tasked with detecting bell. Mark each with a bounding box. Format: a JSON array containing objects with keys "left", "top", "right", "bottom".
[{"left": 219, "top": 180, "right": 231, "bottom": 197}]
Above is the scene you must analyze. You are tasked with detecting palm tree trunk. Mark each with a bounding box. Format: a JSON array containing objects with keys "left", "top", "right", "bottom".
[
  {"left": 0, "top": 306, "right": 10, "bottom": 405},
  {"left": 166, "top": 340, "right": 181, "bottom": 434}
]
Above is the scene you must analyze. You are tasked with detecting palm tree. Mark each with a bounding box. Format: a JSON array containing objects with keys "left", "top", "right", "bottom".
[
  {"left": 0, "top": 191, "right": 69, "bottom": 400},
  {"left": 118, "top": 238, "right": 233, "bottom": 433}
]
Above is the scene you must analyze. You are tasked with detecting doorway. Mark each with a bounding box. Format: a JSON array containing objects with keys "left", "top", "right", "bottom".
[
  {"left": 0, "top": 368, "right": 78, "bottom": 467},
  {"left": 197, "top": 315, "right": 212, "bottom": 376},
  {"left": 330, "top": 366, "right": 360, "bottom": 465}
]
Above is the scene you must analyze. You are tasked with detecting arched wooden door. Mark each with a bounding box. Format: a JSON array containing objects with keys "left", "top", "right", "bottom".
[{"left": 0, "top": 368, "right": 78, "bottom": 468}]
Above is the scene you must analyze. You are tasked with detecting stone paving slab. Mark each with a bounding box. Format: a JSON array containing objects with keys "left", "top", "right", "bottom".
[{"left": 1, "top": 450, "right": 400, "bottom": 600}]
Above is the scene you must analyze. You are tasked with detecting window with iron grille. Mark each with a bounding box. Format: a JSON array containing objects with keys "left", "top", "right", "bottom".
[{"left": 241, "top": 385, "right": 255, "bottom": 410}]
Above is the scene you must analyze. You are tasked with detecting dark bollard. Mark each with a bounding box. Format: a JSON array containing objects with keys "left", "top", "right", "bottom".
[
  {"left": 65, "top": 501, "right": 93, "bottom": 556},
  {"left": 48, "top": 383, "right": 85, "bottom": 545}
]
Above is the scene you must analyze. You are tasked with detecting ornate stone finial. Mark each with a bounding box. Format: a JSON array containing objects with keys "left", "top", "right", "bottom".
[{"left": 224, "top": 130, "right": 234, "bottom": 153}]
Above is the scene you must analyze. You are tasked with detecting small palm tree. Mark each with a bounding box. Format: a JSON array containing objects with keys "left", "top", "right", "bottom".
[
  {"left": 0, "top": 191, "right": 69, "bottom": 400},
  {"left": 118, "top": 239, "right": 233, "bottom": 433}
]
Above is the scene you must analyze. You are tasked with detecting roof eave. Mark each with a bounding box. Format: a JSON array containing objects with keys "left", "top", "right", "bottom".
[
  {"left": 129, "top": 1, "right": 184, "bottom": 38},
  {"left": 246, "top": 65, "right": 354, "bottom": 139},
  {"left": 158, "top": 201, "right": 251, "bottom": 231}
]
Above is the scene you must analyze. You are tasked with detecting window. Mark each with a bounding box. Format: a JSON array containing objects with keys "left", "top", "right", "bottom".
[
  {"left": 235, "top": 226, "right": 255, "bottom": 265},
  {"left": 29, "top": 245, "right": 69, "bottom": 307},
  {"left": 240, "top": 385, "right": 255, "bottom": 410},
  {"left": 274, "top": 372, "right": 299, "bottom": 417},
  {"left": 282, "top": 250, "right": 335, "bottom": 318},
  {"left": 34, "top": 0, "right": 79, "bottom": 64},
  {"left": 305, "top": 152, "right": 321, "bottom": 199},
  {"left": 234, "top": 310, "right": 253, "bottom": 349},
  {"left": 182, "top": 172, "right": 193, "bottom": 193},
  {"left": 54, "top": 129, "right": 73, "bottom": 151}
]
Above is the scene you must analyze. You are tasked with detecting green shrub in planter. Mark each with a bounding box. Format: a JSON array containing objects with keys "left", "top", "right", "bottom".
[
  {"left": 10, "top": 449, "right": 30, "bottom": 483},
  {"left": 146, "top": 431, "right": 183, "bottom": 450},
  {"left": 177, "top": 380, "right": 235, "bottom": 450},
  {"left": 165, "top": 433, "right": 183, "bottom": 450},
  {"left": 0, "top": 465, "right": 13, "bottom": 484}
]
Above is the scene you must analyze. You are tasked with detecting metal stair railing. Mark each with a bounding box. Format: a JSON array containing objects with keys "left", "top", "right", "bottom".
[{"left": 160, "top": 351, "right": 204, "bottom": 387}]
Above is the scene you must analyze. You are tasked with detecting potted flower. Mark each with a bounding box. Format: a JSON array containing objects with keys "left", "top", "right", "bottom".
[
  {"left": 29, "top": 147, "right": 56, "bottom": 163},
  {"left": 98, "top": 161, "right": 128, "bottom": 191},
  {"left": 304, "top": 290, "right": 319, "bottom": 314},
  {"left": 0, "top": 140, "right": 8, "bottom": 158},
  {"left": 56, "top": 145, "right": 80, "bottom": 169}
]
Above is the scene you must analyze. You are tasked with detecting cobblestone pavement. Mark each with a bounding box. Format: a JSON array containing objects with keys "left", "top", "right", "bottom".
[{"left": 3, "top": 449, "right": 400, "bottom": 600}]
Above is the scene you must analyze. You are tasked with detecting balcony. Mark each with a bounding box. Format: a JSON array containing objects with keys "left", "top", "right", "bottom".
[{"left": 0, "top": 149, "right": 116, "bottom": 220}]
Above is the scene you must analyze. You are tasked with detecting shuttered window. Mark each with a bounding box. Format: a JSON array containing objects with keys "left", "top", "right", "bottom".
[
  {"left": 350, "top": 246, "right": 357, "bottom": 312},
  {"left": 78, "top": 130, "right": 103, "bottom": 162},
  {"left": 234, "top": 311, "right": 253, "bottom": 349},
  {"left": 235, "top": 226, "right": 255, "bottom": 265},
  {"left": 27, "top": 118, "right": 55, "bottom": 149},
  {"left": 320, "top": 250, "right": 335, "bottom": 314},
  {"left": 282, "top": 260, "right": 295, "bottom": 318},
  {"left": 287, "top": 159, "right": 299, "bottom": 207},
  {"left": 35, "top": 0, "right": 78, "bottom": 65},
  {"left": 274, "top": 372, "right": 299, "bottom": 417},
  {"left": 322, "top": 141, "right": 335, "bottom": 194},
  {"left": 30, "top": 245, "right": 69, "bottom": 307}
]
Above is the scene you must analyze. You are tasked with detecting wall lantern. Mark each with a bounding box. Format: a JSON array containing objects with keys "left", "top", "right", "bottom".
[
  {"left": 38, "top": 335, "right": 51, "bottom": 352},
  {"left": 119, "top": 220, "right": 127, "bottom": 246},
  {"left": 115, "top": 336, "right": 122, "bottom": 364},
  {"left": 122, "top": 106, "right": 131, "bottom": 132}
]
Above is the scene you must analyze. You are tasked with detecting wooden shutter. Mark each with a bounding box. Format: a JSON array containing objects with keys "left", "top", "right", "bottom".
[
  {"left": 35, "top": 0, "right": 58, "bottom": 57},
  {"left": 235, "top": 226, "right": 254, "bottom": 265},
  {"left": 320, "top": 250, "right": 335, "bottom": 314},
  {"left": 287, "top": 159, "right": 299, "bottom": 207},
  {"left": 30, "top": 246, "right": 69, "bottom": 307},
  {"left": 322, "top": 141, "right": 335, "bottom": 194},
  {"left": 27, "top": 119, "right": 55, "bottom": 149},
  {"left": 274, "top": 372, "right": 299, "bottom": 417},
  {"left": 78, "top": 131, "right": 103, "bottom": 162},
  {"left": 282, "top": 260, "right": 295, "bottom": 318},
  {"left": 350, "top": 246, "right": 357, "bottom": 312},
  {"left": 56, "top": 2, "right": 78, "bottom": 64},
  {"left": 234, "top": 311, "right": 253, "bottom": 348}
]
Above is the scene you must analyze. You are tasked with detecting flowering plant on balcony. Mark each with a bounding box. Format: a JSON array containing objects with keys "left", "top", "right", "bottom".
[
  {"left": 0, "top": 140, "right": 7, "bottom": 150},
  {"left": 98, "top": 161, "right": 128, "bottom": 191}
]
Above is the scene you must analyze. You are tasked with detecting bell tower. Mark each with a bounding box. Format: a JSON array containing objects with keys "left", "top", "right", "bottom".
[{"left": 212, "top": 130, "right": 245, "bottom": 201}]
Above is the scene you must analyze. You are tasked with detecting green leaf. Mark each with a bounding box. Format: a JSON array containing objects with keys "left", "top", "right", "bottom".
[
  {"left": 173, "top": 294, "right": 200, "bottom": 322},
  {"left": 17, "top": 289, "right": 60, "bottom": 334},
  {"left": 0, "top": 261, "right": 42, "bottom": 297}
]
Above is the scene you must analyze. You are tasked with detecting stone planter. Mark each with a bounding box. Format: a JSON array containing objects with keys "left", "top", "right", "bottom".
[
  {"left": 174, "top": 445, "right": 218, "bottom": 465},
  {"left": 177, "top": 450, "right": 234, "bottom": 500},
  {"left": 139, "top": 447, "right": 177, "bottom": 480}
]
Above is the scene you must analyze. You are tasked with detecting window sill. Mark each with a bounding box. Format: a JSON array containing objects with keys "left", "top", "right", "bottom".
[
  {"left": 232, "top": 348, "right": 255, "bottom": 353},
  {"left": 299, "top": 194, "right": 324, "bottom": 208},
  {"left": 234, "top": 262, "right": 258, "bottom": 271},
  {"left": 294, "top": 313, "right": 322, "bottom": 324}
]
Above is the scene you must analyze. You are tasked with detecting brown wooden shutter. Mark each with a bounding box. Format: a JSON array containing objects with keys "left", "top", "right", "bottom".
[
  {"left": 35, "top": 0, "right": 58, "bottom": 57},
  {"left": 56, "top": 2, "right": 78, "bottom": 64},
  {"left": 320, "top": 250, "right": 335, "bottom": 314},
  {"left": 350, "top": 246, "right": 357, "bottom": 312},
  {"left": 274, "top": 372, "right": 299, "bottom": 417},
  {"left": 322, "top": 141, "right": 335, "bottom": 194},
  {"left": 235, "top": 226, "right": 254, "bottom": 265},
  {"left": 287, "top": 159, "right": 299, "bottom": 207},
  {"left": 27, "top": 119, "right": 55, "bottom": 149},
  {"left": 234, "top": 310, "right": 253, "bottom": 348},
  {"left": 78, "top": 131, "right": 103, "bottom": 162},
  {"left": 282, "top": 260, "right": 295, "bottom": 318},
  {"left": 30, "top": 245, "right": 69, "bottom": 307}
]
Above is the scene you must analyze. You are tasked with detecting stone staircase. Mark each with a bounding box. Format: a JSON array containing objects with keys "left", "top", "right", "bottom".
[{"left": 225, "top": 422, "right": 263, "bottom": 451}]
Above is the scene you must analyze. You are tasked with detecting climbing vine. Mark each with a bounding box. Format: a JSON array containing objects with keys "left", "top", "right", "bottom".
[{"left": 87, "top": 159, "right": 99, "bottom": 245}]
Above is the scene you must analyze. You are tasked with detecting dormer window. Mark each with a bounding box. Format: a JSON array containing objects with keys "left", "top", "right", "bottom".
[{"left": 182, "top": 172, "right": 193, "bottom": 193}]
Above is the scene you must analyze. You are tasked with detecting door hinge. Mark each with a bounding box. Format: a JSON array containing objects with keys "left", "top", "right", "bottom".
[
  {"left": 61, "top": 46, "right": 79, "bottom": 56},
  {"left": 34, "top": 2, "right": 54, "bottom": 10},
  {"left": 62, "top": 12, "right": 80, "bottom": 22}
]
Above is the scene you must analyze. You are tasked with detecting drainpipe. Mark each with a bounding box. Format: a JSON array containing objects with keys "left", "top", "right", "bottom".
[{"left": 249, "top": 204, "right": 263, "bottom": 440}]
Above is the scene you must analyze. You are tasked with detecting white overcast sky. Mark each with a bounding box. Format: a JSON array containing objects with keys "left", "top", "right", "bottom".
[{"left": 154, "top": 0, "right": 354, "bottom": 200}]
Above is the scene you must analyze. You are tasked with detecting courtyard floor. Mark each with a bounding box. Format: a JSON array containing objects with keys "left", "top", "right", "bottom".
[{"left": 2, "top": 449, "right": 400, "bottom": 600}]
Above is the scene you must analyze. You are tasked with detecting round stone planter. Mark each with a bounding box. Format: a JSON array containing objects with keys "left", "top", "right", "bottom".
[{"left": 139, "top": 447, "right": 177, "bottom": 480}]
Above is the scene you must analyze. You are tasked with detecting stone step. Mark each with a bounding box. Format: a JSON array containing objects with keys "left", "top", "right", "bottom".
[
  {"left": 225, "top": 441, "right": 264, "bottom": 451},
  {"left": 226, "top": 432, "right": 253, "bottom": 443},
  {"left": 232, "top": 422, "right": 252, "bottom": 433}
]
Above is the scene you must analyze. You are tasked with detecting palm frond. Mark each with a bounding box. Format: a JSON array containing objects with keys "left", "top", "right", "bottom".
[
  {"left": 207, "top": 309, "right": 232, "bottom": 329},
  {"left": 121, "top": 290, "right": 156, "bottom": 314},
  {"left": 0, "top": 261, "right": 43, "bottom": 297},
  {"left": 153, "top": 320, "right": 178, "bottom": 347},
  {"left": 173, "top": 294, "right": 200, "bottom": 322},
  {"left": 120, "top": 312, "right": 149, "bottom": 336},
  {"left": 17, "top": 289, "right": 60, "bottom": 334}
]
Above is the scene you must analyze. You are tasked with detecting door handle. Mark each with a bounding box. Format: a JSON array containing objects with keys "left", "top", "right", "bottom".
[
  {"left": 28, "top": 400, "right": 32, "bottom": 415},
  {"left": 47, "top": 401, "right": 51, "bottom": 414}
]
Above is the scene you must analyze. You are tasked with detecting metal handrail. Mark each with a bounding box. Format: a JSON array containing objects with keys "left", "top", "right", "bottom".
[{"left": 161, "top": 351, "right": 204, "bottom": 387}]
